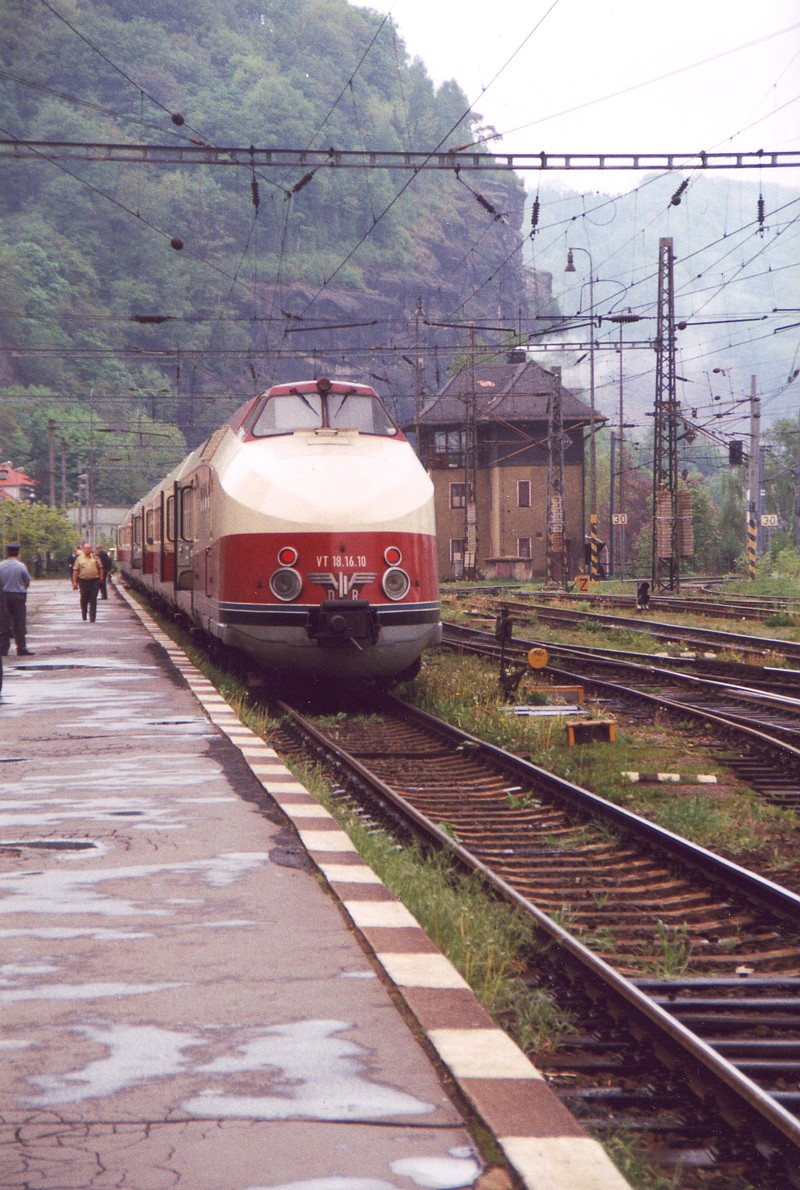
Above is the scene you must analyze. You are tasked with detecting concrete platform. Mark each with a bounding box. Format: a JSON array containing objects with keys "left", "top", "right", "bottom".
[{"left": 0, "top": 580, "right": 629, "bottom": 1190}]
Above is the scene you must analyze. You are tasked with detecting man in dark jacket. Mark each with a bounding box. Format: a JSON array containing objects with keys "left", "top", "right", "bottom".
[
  {"left": 98, "top": 548, "right": 113, "bottom": 599},
  {"left": 0, "top": 543, "right": 33, "bottom": 655}
]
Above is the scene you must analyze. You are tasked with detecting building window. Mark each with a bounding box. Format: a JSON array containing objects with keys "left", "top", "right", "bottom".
[
  {"left": 449, "top": 539, "right": 466, "bottom": 563},
  {"left": 433, "top": 430, "right": 464, "bottom": 468},
  {"left": 517, "top": 479, "right": 531, "bottom": 508},
  {"left": 517, "top": 537, "right": 531, "bottom": 558},
  {"left": 449, "top": 482, "right": 467, "bottom": 509}
]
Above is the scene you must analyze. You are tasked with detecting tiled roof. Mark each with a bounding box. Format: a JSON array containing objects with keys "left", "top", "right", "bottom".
[
  {"left": 417, "top": 358, "right": 598, "bottom": 426},
  {"left": 0, "top": 463, "right": 37, "bottom": 487}
]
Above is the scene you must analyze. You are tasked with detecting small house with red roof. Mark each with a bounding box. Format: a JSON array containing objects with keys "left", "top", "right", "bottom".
[{"left": 0, "top": 462, "right": 37, "bottom": 503}]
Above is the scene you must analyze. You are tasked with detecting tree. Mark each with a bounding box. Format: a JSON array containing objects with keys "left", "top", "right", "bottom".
[
  {"left": 0, "top": 502, "right": 75, "bottom": 570},
  {"left": 0, "top": 0, "right": 534, "bottom": 489},
  {"left": 687, "top": 483, "right": 722, "bottom": 573},
  {"left": 711, "top": 468, "right": 747, "bottom": 572},
  {"left": 764, "top": 417, "right": 800, "bottom": 543}
]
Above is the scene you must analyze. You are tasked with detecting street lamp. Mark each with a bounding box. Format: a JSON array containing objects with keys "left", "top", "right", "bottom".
[{"left": 565, "top": 247, "right": 598, "bottom": 580}]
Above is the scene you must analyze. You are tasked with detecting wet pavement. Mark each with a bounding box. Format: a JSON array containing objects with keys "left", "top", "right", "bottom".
[{"left": 0, "top": 580, "right": 630, "bottom": 1190}]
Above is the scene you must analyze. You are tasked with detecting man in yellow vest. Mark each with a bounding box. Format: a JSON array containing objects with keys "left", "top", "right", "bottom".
[{"left": 72, "top": 543, "right": 105, "bottom": 623}]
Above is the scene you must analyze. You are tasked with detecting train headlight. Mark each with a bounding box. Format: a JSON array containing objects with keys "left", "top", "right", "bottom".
[
  {"left": 269, "top": 567, "right": 303, "bottom": 602},
  {"left": 382, "top": 566, "right": 410, "bottom": 601}
]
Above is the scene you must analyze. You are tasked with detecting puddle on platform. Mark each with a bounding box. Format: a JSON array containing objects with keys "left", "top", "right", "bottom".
[
  {"left": 183, "top": 1018, "right": 436, "bottom": 1122},
  {"left": 0, "top": 840, "right": 96, "bottom": 851}
]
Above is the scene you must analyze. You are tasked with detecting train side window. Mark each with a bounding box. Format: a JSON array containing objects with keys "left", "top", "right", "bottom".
[
  {"left": 327, "top": 393, "right": 396, "bottom": 436},
  {"left": 250, "top": 393, "right": 323, "bottom": 436},
  {"left": 145, "top": 509, "right": 154, "bottom": 545},
  {"left": 180, "top": 487, "right": 194, "bottom": 540},
  {"left": 166, "top": 496, "right": 175, "bottom": 542},
  {"left": 517, "top": 480, "right": 531, "bottom": 508},
  {"left": 133, "top": 517, "right": 141, "bottom": 546}
]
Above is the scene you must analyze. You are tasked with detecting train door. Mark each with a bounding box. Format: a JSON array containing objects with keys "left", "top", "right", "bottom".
[
  {"left": 176, "top": 481, "right": 195, "bottom": 596},
  {"left": 158, "top": 490, "right": 166, "bottom": 582},
  {"left": 132, "top": 512, "right": 143, "bottom": 571},
  {"left": 144, "top": 506, "right": 156, "bottom": 576},
  {"left": 196, "top": 466, "right": 214, "bottom": 599}
]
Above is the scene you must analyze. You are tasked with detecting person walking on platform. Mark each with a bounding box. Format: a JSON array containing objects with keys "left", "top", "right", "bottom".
[
  {"left": 72, "top": 543, "right": 104, "bottom": 623},
  {"left": 0, "top": 543, "right": 34, "bottom": 655},
  {"left": 98, "top": 548, "right": 113, "bottom": 599}
]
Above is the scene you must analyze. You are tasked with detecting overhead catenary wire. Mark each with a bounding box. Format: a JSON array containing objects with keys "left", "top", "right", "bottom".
[
  {"left": 472, "top": 19, "right": 800, "bottom": 150},
  {"left": 35, "top": 0, "right": 205, "bottom": 140},
  {"left": 276, "top": 1, "right": 564, "bottom": 327},
  {"left": 4, "top": 3, "right": 795, "bottom": 433}
]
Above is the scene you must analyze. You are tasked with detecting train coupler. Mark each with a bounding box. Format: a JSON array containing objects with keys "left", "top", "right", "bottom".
[{"left": 309, "top": 599, "right": 379, "bottom": 649}]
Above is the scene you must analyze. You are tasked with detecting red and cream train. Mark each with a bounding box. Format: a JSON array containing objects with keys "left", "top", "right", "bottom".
[{"left": 117, "top": 377, "right": 441, "bottom": 683}]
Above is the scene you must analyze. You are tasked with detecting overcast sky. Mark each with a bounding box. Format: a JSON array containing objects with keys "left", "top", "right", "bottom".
[{"left": 358, "top": 0, "right": 800, "bottom": 184}]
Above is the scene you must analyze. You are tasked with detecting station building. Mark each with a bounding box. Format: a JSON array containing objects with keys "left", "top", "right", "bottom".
[{"left": 415, "top": 353, "right": 598, "bottom": 581}]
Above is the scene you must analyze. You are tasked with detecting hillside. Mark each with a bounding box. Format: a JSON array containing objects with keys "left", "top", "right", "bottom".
[{"left": 0, "top": 0, "right": 554, "bottom": 503}]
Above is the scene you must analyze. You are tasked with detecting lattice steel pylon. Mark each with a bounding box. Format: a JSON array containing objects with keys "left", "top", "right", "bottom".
[
  {"left": 546, "top": 366, "right": 568, "bottom": 587},
  {"left": 651, "top": 237, "right": 680, "bottom": 592},
  {"left": 463, "top": 324, "right": 479, "bottom": 580}
]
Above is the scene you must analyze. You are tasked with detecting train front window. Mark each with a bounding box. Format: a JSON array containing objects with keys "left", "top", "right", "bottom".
[
  {"left": 251, "top": 393, "right": 323, "bottom": 436},
  {"left": 326, "top": 393, "right": 396, "bottom": 436}
]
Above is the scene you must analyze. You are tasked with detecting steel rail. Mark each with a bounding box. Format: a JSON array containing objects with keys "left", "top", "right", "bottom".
[
  {"left": 276, "top": 694, "right": 800, "bottom": 1173},
  {"left": 441, "top": 621, "right": 800, "bottom": 808},
  {"left": 492, "top": 599, "right": 800, "bottom": 663},
  {"left": 524, "top": 589, "right": 793, "bottom": 620},
  {"left": 443, "top": 619, "right": 800, "bottom": 694},
  {"left": 444, "top": 618, "right": 774, "bottom": 670}
]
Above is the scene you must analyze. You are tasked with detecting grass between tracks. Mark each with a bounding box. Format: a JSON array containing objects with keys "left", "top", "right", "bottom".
[
  {"left": 398, "top": 650, "right": 800, "bottom": 881},
  {"left": 133, "top": 604, "right": 576, "bottom": 1047},
  {"left": 133, "top": 594, "right": 780, "bottom": 1188}
]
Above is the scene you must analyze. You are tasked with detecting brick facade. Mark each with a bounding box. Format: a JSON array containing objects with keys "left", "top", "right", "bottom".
[{"left": 416, "top": 357, "right": 595, "bottom": 581}]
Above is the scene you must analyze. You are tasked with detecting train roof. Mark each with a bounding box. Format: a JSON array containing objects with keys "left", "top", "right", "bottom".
[{"left": 227, "top": 378, "right": 382, "bottom": 435}]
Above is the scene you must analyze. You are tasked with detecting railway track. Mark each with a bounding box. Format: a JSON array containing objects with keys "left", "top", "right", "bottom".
[
  {"left": 510, "top": 588, "right": 796, "bottom": 622},
  {"left": 449, "top": 619, "right": 800, "bottom": 697},
  {"left": 442, "top": 621, "right": 800, "bottom": 812},
  {"left": 272, "top": 693, "right": 800, "bottom": 1187},
  {"left": 448, "top": 594, "right": 800, "bottom": 664}
]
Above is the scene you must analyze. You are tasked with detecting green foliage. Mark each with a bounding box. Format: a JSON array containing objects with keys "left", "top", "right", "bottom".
[
  {"left": 0, "top": 392, "right": 186, "bottom": 506},
  {"left": 0, "top": 502, "right": 75, "bottom": 565},
  {"left": 0, "top": 0, "right": 530, "bottom": 502},
  {"left": 771, "top": 547, "right": 800, "bottom": 580},
  {"left": 707, "top": 467, "right": 748, "bottom": 571}
]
